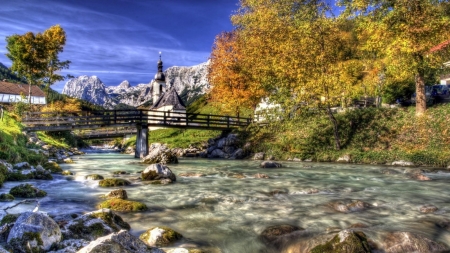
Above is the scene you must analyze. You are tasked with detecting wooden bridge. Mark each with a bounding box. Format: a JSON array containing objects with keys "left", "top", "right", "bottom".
[{"left": 22, "top": 109, "right": 251, "bottom": 157}]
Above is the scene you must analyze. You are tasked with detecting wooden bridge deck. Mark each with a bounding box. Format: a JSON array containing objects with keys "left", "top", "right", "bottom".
[{"left": 22, "top": 109, "right": 251, "bottom": 133}]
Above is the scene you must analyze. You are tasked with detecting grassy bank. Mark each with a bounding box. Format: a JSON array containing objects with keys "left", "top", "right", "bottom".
[{"left": 246, "top": 103, "right": 450, "bottom": 167}]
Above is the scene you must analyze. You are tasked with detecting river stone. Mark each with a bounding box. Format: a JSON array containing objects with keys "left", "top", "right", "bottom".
[
  {"left": 142, "top": 144, "right": 178, "bottom": 164},
  {"left": 310, "top": 229, "right": 371, "bottom": 253},
  {"left": 9, "top": 183, "right": 47, "bottom": 198},
  {"left": 78, "top": 230, "right": 164, "bottom": 253},
  {"left": 85, "top": 174, "right": 104, "bottom": 180},
  {"left": 209, "top": 149, "right": 226, "bottom": 158},
  {"left": 254, "top": 173, "right": 269, "bottom": 179},
  {"left": 106, "top": 189, "right": 128, "bottom": 200},
  {"left": 260, "top": 161, "right": 282, "bottom": 168},
  {"left": 330, "top": 200, "right": 370, "bottom": 213},
  {"left": 61, "top": 209, "right": 130, "bottom": 241},
  {"left": 411, "top": 173, "right": 431, "bottom": 181},
  {"left": 139, "top": 226, "right": 183, "bottom": 247},
  {"left": 337, "top": 154, "right": 351, "bottom": 163},
  {"left": 392, "top": 160, "right": 414, "bottom": 166},
  {"left": 419, "top": 204, "right": 438, "bottom": 213},
  {"left": 260, "top": 224, "right": 303, "bottom": 244},
  {"left": 7, "top": 212, "right": 61, "bottom": 252},
  {"left": 230, "top": 148, "right": 245, "bottom": 159},
  {"left": 142, "top": 163, "right": 176, "bottom": 181},
  {"left": 13, "top": 162, "right": 30, "bottom": 170},
  {"left": 383, "top": 231, "right": 449, "bottom": 253},
  {"left": 253, "top": 152, "right": 265, "bottom": 160}
]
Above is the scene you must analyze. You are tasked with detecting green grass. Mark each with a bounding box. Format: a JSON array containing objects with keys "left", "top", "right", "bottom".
[
  {"left": 247, "top": 104, "right": 450, "bottom": 167},
  {"left": 0, "top": 112, "right": 47, "bottom": 165}
]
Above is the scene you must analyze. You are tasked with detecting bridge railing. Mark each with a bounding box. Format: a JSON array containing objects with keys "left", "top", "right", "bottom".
[{"left": 22, "top": 109, "right": 252, "bottom": 131}]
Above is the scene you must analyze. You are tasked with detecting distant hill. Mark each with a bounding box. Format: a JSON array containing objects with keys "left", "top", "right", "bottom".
[
  {"left": 62, "top": 61, "right": 210, "bottom": 109},
  {"left": 0, "top": 62, "right": 26, "bottom": 83}
]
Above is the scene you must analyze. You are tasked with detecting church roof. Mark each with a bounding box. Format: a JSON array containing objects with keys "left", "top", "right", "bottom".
[{"left": 150, "top": 87, "right": 186, "bottom": 110}]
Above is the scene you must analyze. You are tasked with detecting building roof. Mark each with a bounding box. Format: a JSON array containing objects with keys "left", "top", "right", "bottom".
[
  {"left": 0, "top": 81, "right": 46, "bottom": 97},
  {"left": 150, "top": 87, "right": 186, "bottom": 110}
]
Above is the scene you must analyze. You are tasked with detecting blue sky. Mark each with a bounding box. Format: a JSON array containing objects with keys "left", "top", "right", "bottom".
[{"left": 0, "top": 0, "right": 239, "bottom": 92}]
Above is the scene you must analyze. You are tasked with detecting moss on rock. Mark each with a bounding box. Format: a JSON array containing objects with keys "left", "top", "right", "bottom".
[
  {"left": 97, "top": 199, "right": 147, "bottom": 212},
  {"left": 62, "top": 170, "right": 73, "bottom": 176},
  {"left": 311, "top": 230, "right": 371, "bottom": 253},
  {"left": 9, "top": 183, "right": 47, "bottom": 198},
  {"left": 6, "top": 172, "right": 32, "bottom": 181},
  {"left": 90, "top": 210, "right": 131, "bottom": 230},
  {"left": 43, "top": 162, "right": 62, "bottom": 173},
  {"left": 0, "top": 214, "right": 18, "bottom": 225},
  {"left": 85, "top": 174, "right": 104, "bottom": 180},
  {"left": 98, "top": 178, "right": 131, "bottom": 187},
  {"left": 0, "top": 163, "right": 7, "bottom": 187},
  {"left": 139, "top": 226, "right": 183, "bottom": 247},
  {"left": 0, "top": 193, "right": 14, "bottom": 202},
  {"left": 8, "top": 231, "right": 44, "bottom": 253}
]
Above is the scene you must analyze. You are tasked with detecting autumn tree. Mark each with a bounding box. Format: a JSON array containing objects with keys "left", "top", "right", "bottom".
[
  {"left": 228, "top": 0, "right": 366, "bottom": 149},
  {"left": 339, "top": 0, "right": 450, "bottom": 116},
  {"left": 6, "top": 25, "right": 71, "bottom": 103},
  {"left": 208, "top": 31, "right": 265, "bottom": 116}
]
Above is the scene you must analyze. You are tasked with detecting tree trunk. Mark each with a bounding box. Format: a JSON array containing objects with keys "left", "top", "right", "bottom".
[
  {"left": 326, "top": 106, "right": 341, "bottom": 150},
  {"left": 415, "top": 73, "right": 426, "bottom": 116},
  {"left": 28, "top": 83, "right": 32, "bottom": 104}
]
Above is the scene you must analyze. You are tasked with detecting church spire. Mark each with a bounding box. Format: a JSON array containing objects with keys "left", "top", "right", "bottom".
[{"left": 155, "top": 52, "right": 165, "bottom": 81}]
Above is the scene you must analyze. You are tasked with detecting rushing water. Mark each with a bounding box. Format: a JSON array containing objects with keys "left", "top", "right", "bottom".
[{"left": 2, "top": 151, "right": 450, "bottom": 252}]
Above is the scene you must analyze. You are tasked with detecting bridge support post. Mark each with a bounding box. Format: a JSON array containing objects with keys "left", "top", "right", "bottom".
[{"left": 134, "top": 124, "right": 149, "bottom": 158}]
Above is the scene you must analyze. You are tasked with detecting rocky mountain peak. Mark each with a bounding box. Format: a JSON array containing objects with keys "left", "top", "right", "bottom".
[{"left": 62, "top": 61, "right": 210, "bottom": 109}]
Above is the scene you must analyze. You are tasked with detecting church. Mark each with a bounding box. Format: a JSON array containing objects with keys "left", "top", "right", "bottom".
[{"left": 146, "top": 53, "right": 187, "bottom": 129}]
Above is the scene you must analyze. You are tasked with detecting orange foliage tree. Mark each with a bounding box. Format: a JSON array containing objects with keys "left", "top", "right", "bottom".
[{"left": 207, "top": 31, "right": 265, "bottom": 116}]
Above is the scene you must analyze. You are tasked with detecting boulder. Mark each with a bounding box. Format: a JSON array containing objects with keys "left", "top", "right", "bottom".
[
  {"left": 105, "top": 189, "right": 128, "bottom": 200},
  {"left": 78, "top": 230, "right": 164, "bottom": 253},
  {"left": 63, "top": 158, "right": 74, "bottom": 163},
  {"left": 9, "top": 184, "right": 47, "bottom": 198},
  {"left": 209, "top": 149, "right": 226, "bottom": 158},
  {"left": 230, "top": 148, "right": 245, "bottom": 159},
  {"left": 382, "top": 231, "right": 448, "bottom": 253},
  {"left": 310, "top": 230, "right": 371, "bottom": 253},
  {"left": 260, "top": 161, "right": 282, "bottom": 168},
  {"left": 13, "top": 162, "right": 30, "bottom": 170},
  {"left": 253, "top": 152, "right": 265, "bottom": 160},
  {"left": 142, "top": 144, "right": 178, "bottom": 164},
  {"left": 411, "top": 173, "right": 431, "bottom": 181},
  {"left": 7, "top": 212, "right": 61, "bottom": 252},
  {"left": 142, "top": 163, "right": 176, "bottom": 182},
  {"left": 62, "top": 170, "right": 74, "bottom": 176},
  {"left": 33, "top": 165, "right": 53, "bottom": 180},
  {"left": 61, "top": 209, "right": 130, "bottom": 241},
  {"left": 139, "top": 226, "right": 183, "bottom": 247}
]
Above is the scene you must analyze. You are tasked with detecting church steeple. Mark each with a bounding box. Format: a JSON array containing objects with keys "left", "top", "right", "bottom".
[{"left": 155, "top": 52, "right": 165, "bottom": 81}]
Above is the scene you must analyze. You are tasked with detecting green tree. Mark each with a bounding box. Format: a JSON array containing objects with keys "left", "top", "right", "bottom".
[
  {"left": 339, "top": 0, "right": 450, "bottom": 116},
  {"left": 5, "top": 25, "right": 71, "bottom": 103}
]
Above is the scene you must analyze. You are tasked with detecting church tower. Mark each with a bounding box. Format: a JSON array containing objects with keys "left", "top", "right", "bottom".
[{"left": 152, "top": 52, "right": 166, "bottom": 103}]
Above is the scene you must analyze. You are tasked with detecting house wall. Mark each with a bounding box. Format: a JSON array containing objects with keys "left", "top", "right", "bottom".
[
  {"left": 0, "top": 94, "right": 46, "bottom": 104},
  {"left": 148, "top": 106, "right": 187, "bottom": 130}
]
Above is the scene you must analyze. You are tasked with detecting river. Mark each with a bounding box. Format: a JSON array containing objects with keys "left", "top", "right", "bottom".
[{"left": 1, "top": 151, "right": 450, "bottom": 252}]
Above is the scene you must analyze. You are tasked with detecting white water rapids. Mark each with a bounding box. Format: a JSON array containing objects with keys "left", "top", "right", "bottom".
[{"left": 2, "top": 151, "right": 450, "bottom": 252}]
